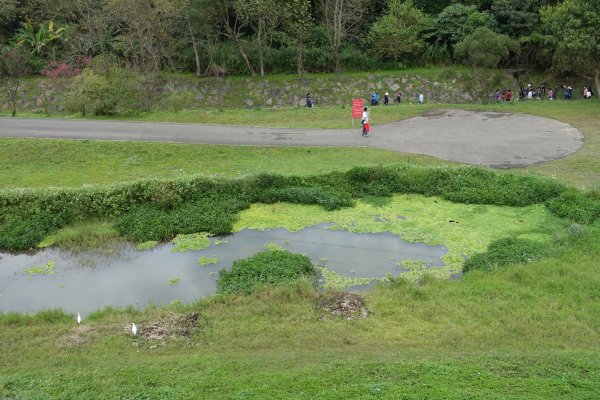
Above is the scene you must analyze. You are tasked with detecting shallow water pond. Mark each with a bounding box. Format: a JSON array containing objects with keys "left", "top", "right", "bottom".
[{"left": 0, "top": 224, "right": 446, "bottom": 316}]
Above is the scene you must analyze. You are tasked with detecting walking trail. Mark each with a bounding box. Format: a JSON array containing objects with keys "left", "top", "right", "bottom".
[{"left": 0, "top": 109, "right": 583, "bottom": 167}]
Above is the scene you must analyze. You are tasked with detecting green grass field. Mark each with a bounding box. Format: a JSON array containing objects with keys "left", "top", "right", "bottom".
[{"left": 1, "top": 97, "right": 600, "bottom": 399}]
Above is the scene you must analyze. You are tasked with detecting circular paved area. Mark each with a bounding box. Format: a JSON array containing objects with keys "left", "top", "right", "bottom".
[{"left": 0, "top": 109, "right": 583, "bottom": 167}]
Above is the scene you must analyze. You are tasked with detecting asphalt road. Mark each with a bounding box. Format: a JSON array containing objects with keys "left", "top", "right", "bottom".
[{"left": 0, "top": 109, "right": 583, "bottom": 167}]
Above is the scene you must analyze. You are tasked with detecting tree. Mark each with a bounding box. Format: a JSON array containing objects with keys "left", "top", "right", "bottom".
[
  {"left": 366, "top": 0, "right": 426, "bottom": 63},
  {"left": 434, "top": 4, "right": 497, "bottom": 49},
  {"left": 490, "top": 0, "right": 538, "bottom": 37},
  {"left": 282, "top": 0, "right": 314, "bottom": 75},
  {"left": 211, "top": 0, "right": 255, "bottom": 76},
  {"left": 454, "top": 27, "right": 519, "bottom": 68},
  {"left": 235, "top": 0, "right": 282, "bottom": 76},
  {"left": 321, "top": 0, "right": 366, "bottom": 73},
  {"left": 539, "top": 0, "right": 600, "bottom": 98},
  {"left": 0, "top": 47, "right": 30, "bottom": 117}
]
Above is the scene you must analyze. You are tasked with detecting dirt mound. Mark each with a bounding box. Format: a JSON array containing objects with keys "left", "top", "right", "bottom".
[
  {"left": 316, "top": 292, "right": 370, "bottom": 320},
  {"left": 127, "top": 312, "right": 203, "bottom": 345}
]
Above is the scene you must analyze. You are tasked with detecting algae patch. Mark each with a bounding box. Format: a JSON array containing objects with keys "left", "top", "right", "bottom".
[
  {"left": 198, "top": 256, "right": 219, "bottom": 266},
  {"left": 170, "top": 233, "right": 210, "bottom": 253},
  {"left": 21, "top": 260, "right": 56, "bottom": 276},
  {"left": 137, "top": 241, "right": 159, "bottom": 251}
]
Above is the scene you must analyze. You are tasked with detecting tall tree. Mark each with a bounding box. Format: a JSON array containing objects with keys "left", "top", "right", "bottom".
[
  {"left": 434, "top": 4, "right": 496, "bottom": 49},
  {"left": 366, "top": 0, "right": 426, "bottom": 63},
  {"left": 235, "top": 0, "right": 281, "bottom": 76},
  {"left": 282, "top": 0, "right": 314, "bottom": 75},
  {"left": 0, "top": 47, "right": 30, "bottom": 117},
  {"left": 321, "top": 0, "right": 366, "bottom": 73},
  {"left": 491, "top": 0, "right": 538, "bottom": 37},
  {"left": 539, "top": 0, "right": 600, "bottom": 98},
  {"left": 211, "top": 0, "right": 255, "bottom": 76}
]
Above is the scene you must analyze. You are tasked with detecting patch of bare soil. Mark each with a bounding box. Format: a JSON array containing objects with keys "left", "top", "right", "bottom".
[
  {"left": 59, "top": 324, "right": 100, "bottom": 347},
  {"left": 316, "top": 292, "right": 370, "bottom": 320},
  {"left": 126, "top": 312, "right": 204, "bottom": 347}
]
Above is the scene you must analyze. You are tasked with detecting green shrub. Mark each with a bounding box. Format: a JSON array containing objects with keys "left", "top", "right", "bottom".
[
  {"left": 64, "top": 63, "right": 145, "bottom": 116},
  {"left": 443, "top": 168, "right": 565, "bottom": 206},
  {"left": 114, "top": 196, "right": 248, "bottom": 242},
  {"left": 217, "top": 249, "right": 316, "bottom": 295},
  {"left": 463, "top": 237, "right": 551, "bottom": 272},
  {"left": 258, "top": 187, "right": 353, "bottom": 211},
  {"left": 0, "top": 211, "right": 71, "bottom": 251},
  {"left": 545, "top": 190, "right": 600, "bottom": 224}
]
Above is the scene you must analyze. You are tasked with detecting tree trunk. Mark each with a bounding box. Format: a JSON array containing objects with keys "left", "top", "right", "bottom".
[
  {"left": 187, "top": 19, "right": 202, "bottom": 77},
  {"left": 223, "top": 17, "right": 255, "bottom": 76},
  {"left": 297, "top": 46, "right": 303, "bottom": 76},
  {"left": 334, "top": 46, "right": 340, "bottom": 73},
  {"left": 258, "top": 22, "right": 265, "bottom": 77},
  {"left": 595, "top": 68, "right": 600, "bottom": 102}
]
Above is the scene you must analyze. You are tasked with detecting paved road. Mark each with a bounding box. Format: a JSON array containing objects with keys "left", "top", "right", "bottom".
[{"left": 0, "top": 109, "right": 583, "bottom": 167}]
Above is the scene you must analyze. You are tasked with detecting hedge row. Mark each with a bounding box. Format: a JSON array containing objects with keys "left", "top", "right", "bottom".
[{"left": 1, "top": 164, "right": 599, "bottom": 251}]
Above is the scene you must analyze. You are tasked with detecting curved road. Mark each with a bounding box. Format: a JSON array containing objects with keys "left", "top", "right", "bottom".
[{"left": 0, "top": 109, "right": 583, "bottom": 167}]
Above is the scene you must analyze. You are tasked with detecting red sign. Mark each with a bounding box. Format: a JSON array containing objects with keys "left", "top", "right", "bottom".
[{"left": 352, "top": 99, "right": 363, "bottom": 119}]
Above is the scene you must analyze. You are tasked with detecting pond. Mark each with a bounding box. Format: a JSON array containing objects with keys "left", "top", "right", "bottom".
[{"left": 0, "top": 224, "right": 447, "bottom": 317}]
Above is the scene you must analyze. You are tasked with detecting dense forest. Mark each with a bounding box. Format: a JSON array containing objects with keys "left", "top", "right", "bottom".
[{"left": 0, "top": 0, "right": 598, "bottom": 83}]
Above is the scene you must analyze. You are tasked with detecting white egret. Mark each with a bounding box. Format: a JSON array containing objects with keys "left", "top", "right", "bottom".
[
  {"left": 131, "top": 323, "right": 137, "bottom": 336},
  {"left": 77, "top": 313, "right": 81, "bottom": 325}
]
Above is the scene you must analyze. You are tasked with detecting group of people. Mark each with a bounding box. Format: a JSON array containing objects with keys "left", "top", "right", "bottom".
[
  {"left": 371, "top": 91, "right": 424, "bottom": 106},
  {"left": 515, "top": 83, "right": 594, "bottom": 101}
]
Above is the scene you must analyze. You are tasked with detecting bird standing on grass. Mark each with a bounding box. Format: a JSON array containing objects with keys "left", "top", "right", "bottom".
[
  {"left": 132, "top": 323, "right": 137, "bottom": 336},
  {"left": 77, "top": 313, "right": 81, "bottom": 325}
]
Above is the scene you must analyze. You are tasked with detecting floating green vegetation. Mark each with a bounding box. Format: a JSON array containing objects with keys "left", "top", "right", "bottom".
[
  {"left": 398, "top": 259, "right": 428, "bottom": 271},
  {"left": 317, "top": 266, "right": 372, "bottom": 289},
  {"left": 136, "top": 240, "right": 159, "bottom": 251},
  {"left": 264, "top": 242, "right": 285, "bottom": 252},
  {"left": 215, "top": 239, "right": 228, "bottom": 245},
  {"left": 170, "top": 233, "right": 210, "bottom": 253},
  {"left": 21, "top": 260, "right": 56, "bottom": 276},
  {"left": 198, "top": 256, "right": 219, "bottom": 266},
  {"left": 168, "top": 278, "right": 181, "bottom": 286},
  {"left": 235, "top": 194, "right": 568, "bottom": 279}
]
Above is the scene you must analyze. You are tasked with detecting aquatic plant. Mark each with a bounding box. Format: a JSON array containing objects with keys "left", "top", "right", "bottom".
[
  {"left": 198, "top": 256, "right": 218, "bottom": 266},
  {"left": 170, "top": 233, "right": 210, "bottom": 253},
  {"left": 168, "top": 278, "right": 181, "bottom": 286},
  {"left": 21, "top": 260, "right": 56, "bottom": 275},
  {"left": 136, "top": 241, "right": 159, "bottom": 251}
]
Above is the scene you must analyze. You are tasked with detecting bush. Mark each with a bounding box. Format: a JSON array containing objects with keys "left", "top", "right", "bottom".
[
  {"left": 0, "top": 211, "right": 71, "bottom": 251},
  {"left": 463, "top": 237, "right": 551, "bottom": 272},
  {"left": 545, "top": 190, "right": 600, "bottom": 224},
  {"left": 258, "top": 187, "right": 353, "bottom": 211},
  {"left": 64, "top": 61, "right": 145, "bottom": 116},
  {"left": 217, "top": 249, "right": 316, "bottom": 295},
  {"left": 113, "top": 196, "right": 248, "bottom": 242}
]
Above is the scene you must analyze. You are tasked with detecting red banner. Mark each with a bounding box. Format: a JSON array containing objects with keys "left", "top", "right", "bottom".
[{"left": 352, "top": 99, "right": 363, "bottom": 119}]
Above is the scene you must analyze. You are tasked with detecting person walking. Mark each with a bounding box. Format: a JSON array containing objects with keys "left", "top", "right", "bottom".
[
  {"left": 361, "top": 106, "right": 370, "bottom": 137},
  {"left": 418, "top": 93, "right": 424, "bottom": 105},
  {"left": 306, "top": 93, "right": 312, "bottom": 108},
  {"left": 384, "top": 92, "right": 389, "bottom": 105}
]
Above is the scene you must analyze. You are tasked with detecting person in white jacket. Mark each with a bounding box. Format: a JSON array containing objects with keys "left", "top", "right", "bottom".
[{"left": 361, "top": 106, "right": 370, "bottom": 137}]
